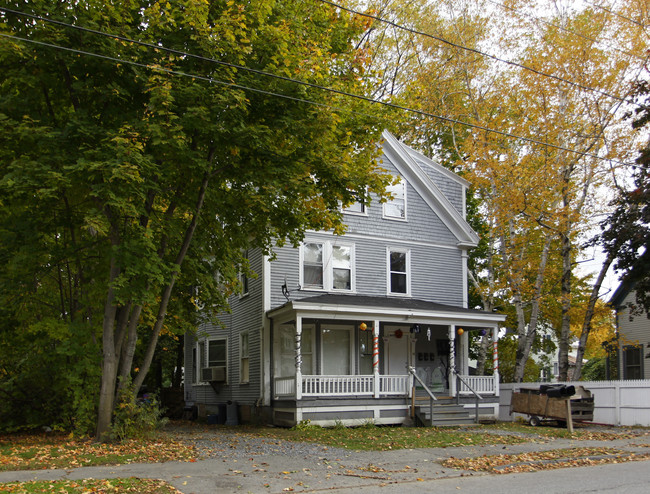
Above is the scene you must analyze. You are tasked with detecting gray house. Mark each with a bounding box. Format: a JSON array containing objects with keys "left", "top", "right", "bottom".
[
  {"left": 610, "top": 281, "right": 650, "bottom": 380},
  {"left": 184, "top": 130, "right": 506, "bottom": 426}
]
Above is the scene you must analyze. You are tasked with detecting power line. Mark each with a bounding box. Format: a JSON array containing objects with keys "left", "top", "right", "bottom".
[
  {"left": 582, "top": 0, "right": 647, "bottom": 28},
  {"left": 485, "top": 0, "right": 646, "bottom": 62},
  {"left": 4, "top": 31, "right": 639, "bottom": 169},
  {"left": 0, "top": 14, "right": 642, "bottom": 168},
  {"left": 317, "top": 0, "right": 641, "bottom": 108}
]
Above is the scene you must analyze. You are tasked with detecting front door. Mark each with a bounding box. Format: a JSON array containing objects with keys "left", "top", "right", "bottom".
[{"left": 384, "top": 327, "right": 411, "bottom": 375}]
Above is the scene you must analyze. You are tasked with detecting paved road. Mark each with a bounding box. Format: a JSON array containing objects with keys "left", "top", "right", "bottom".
[{"left": 1, "top": 426, "right": 650, "bottom": 493}]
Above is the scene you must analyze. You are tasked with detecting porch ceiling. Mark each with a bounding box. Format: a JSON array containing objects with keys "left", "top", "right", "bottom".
[{"left": 267, "top": 294, "right": 506, "bottom": 327}]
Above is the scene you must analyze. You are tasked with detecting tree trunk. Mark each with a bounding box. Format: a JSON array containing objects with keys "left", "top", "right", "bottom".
[
  {"left": 132, "top": 172, "right": 210, "bottom": 394},
  {"left": 572, "top": 252, "right": 614, "bottom": 380},
  {"left": 513, "top": 235, "right": 553, "bottom": 382},
  {"left": 95, "top": 257, "right": 120, "bottom": 441},
  {"left": 557, "top": 231, "right": 573, "bottom": 381}
]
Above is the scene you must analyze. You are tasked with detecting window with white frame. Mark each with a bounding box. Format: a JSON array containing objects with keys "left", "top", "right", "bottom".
[
  {"left": 195, "top": 337, "right": 228, "bottom": 383},
  {"left": 383, "top": 178, "right": 406, "bottom": 219},
  {"left": 239, "top": 250, "right": 249, "bottom": 297},
  {"left": 302, "top": 243, "right": 324, "bottom": 289},
  {"left": 387, "top": 248, "right": 409, "bottom": 295},
  {"left": 240, "top": 331, "right": 249, "bottom": 383},
  {"left": 301, "top": 241, "right": 354, "bottom": 292},
  {"left": 342, "top": 188, "right": 367, "bottom": 215}
]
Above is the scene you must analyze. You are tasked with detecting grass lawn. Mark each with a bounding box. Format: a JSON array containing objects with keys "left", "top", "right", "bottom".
[
  {"left": 0, "top": 421, "right": 644, "bottom": 493},
  {"left": 0, "top": 478, "right": 181, "bottom": 493}
]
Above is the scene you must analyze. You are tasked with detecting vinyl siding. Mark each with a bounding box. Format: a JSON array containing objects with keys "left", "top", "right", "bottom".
[
  {"left": 186, "top": 249, "right": 265, "bottom": 407},
  {"left": 616, "top": 289, "right": 650, "bottom": 380}
]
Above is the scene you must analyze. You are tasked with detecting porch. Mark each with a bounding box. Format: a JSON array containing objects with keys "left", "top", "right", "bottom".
[{"left": 266, "top": 294, "right": 505, "bottom": 426}]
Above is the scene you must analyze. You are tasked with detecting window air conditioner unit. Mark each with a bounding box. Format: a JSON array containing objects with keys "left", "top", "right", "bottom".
[{"left": 201, "top": 366, "right": 226, "bottom": 382}]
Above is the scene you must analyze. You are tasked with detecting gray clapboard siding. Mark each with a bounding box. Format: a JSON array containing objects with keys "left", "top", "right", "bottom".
[{"left": 616, "top": 289, "right": 650, "bottom": 380}]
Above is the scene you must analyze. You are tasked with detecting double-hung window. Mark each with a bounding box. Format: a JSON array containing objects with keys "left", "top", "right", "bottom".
[
  {"left": 303, "top": 243, "right": 324, "bottom": 289},
  {"left": 301, "top": 241, "right": 354, "bottom": 292},
  {"left": 383, "top": 178, "right": 406, "bottom": 220},
  {"left": 240, "top": 332, "right": 249, "bottom": 384},
  {"left": 623, "top": 345, "right": 643, "bottom": 380},
  {"left": 387, "top": 248, "right": 409, "bottom": 295},
  {"left": 195, "top": 337, "right": 228, "bottom": 384}
]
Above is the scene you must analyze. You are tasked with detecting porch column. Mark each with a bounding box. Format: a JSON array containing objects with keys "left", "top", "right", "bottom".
[
  {"left": 492, "top": 325, "right": 500, "bottom": 397},
  {"left": 449, "top": 325, "right": 456, "bottom": 397},
  {"left": 295, "top": 315, "right": 302, "bottom": 400},
  {"left": 373, "top": 320, "right": 380, "bottom": 398}
]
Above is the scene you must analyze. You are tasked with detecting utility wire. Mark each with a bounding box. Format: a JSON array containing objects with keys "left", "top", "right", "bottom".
[
  {"left": 485, "top": 0, "right": 646, "bottom": 62},
  {"left": 0, "top": 10, "right": 643, "bottom": 168},
  {"left": 4, "top": 32, "right": 639, "bottom": 168},
  {"left": 317, "top": 0, "right": 642, "bottom": 108},
  {"left": 582, "top": 0, "right": 647, "bottom": 28}
]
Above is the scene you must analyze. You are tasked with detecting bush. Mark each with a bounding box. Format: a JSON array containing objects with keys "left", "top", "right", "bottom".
[{"left": 110, "top": 383, "right": 168, "bottom": 442}]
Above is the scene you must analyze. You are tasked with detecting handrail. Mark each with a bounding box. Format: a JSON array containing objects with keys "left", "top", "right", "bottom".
[
  {"left": 451, "top": 368, "right": 482, "bottom": 424},
  {"left": 408, "top": 366, "right": 438, "bottom": 401},
  {"left": 455, "top": 372, "right": 484, "bottom": 401}
]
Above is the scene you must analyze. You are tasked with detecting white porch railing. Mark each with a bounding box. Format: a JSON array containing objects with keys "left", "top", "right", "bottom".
[
  {"left": 380, "top": 375, "right": 410, "bottom": 395},
  {"left": 274, "top": 374, "right": 410, "bottom": 399},
  {"left": 303, "top": 375, "right": 374, "bottom": 396},
  {"left": 458, "top": 375, "right": 495, "bottom": 395}
]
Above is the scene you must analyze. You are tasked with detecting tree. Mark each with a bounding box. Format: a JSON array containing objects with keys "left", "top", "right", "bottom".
[
  {"left": 387, "top": 0, "right": 647, "bottom": 382},
  {"left": 599, "top": 78, "right": 650, "bottom": 316},
  {"left": 0, "top": 0, "right": 390, "bottom": 439}
]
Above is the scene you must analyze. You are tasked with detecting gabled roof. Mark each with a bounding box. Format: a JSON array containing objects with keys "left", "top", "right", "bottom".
[
  {"left": 381, "top": 130, "right": 479, "bottom": 248},
  {"left": 610, "top": 279, "right": 635, "bottom": 308}
]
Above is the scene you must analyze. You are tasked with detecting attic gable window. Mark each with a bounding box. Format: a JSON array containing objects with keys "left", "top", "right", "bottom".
[{"left": 383, "top": 178, "right": 406, "bottom": 220}]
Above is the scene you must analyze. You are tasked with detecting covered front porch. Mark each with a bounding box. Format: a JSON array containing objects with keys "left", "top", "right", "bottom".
[{"left": 267, "top": 295, "right": 505, "bottom": 426}]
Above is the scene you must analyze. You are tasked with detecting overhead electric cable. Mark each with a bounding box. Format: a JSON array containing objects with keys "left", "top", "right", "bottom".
[
  {"left": 2, "top": 31, "right": 640, "bottom": 169},
  {"left": 316, "top": 0, "right": 640, "bottom": 108},
  {"left": 582, "top": 0, "right": 647, "bottom": 28},
  {"left": 485, "top": 0, "right": 646, "bottom": 61}
]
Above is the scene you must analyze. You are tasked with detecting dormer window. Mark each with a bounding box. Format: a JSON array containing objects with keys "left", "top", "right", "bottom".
[{"left": 383, "top": 178, "right": 406, "bottom": 220}]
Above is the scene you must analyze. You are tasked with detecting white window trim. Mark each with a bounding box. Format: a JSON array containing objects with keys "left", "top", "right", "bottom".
[
  {"left": 319, "top": 324, "right": 356, "bottom": 375},
  {"left": 238, "top": 251, "right": 250, "bottom": 299},
  {"left": 300, "top": 241, "right": 356, "bottom": 293},
  {"left": 196, "top": 336, "right": 229, "bottom": 385},
  {"left": 239, "top": 331, "right": 250, "bottom": 384},
  {"left": 382, "top": 177, "right": 407, "bottom": 221},
  {"left": 342, "top": 188, "right": 368, "bottom": 216},
  {"left": 386, "top": 247, "right": 411, "bottom": 297}
]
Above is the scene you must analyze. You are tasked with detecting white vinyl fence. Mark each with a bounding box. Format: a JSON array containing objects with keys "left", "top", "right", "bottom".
[{"left": 500, "top": 380, "right": 650, "bottom": 427}]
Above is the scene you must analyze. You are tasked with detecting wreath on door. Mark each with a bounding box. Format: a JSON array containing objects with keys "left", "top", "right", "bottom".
[{"left": 394, "top": 329, "right": 403, "bottom": 339}]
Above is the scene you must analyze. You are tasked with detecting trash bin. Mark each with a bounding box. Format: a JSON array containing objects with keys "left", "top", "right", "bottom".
[
  {"left": 207, "top": 414, "right": 218, "bottom": 425},
  {"left": 217, "top": 403, "right": 227, "bottom": 425},
  {"left": 225, "top": 401, "right": 238, "bottom": 426}
]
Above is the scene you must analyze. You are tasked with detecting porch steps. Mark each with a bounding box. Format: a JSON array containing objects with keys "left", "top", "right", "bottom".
[{"left": 414, "top": 398, "right": 475, "bottom": 427}]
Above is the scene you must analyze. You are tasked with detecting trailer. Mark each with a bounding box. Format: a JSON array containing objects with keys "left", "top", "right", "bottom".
[{"left": 510, "top": 385, "right": 594, "bottom": 431}]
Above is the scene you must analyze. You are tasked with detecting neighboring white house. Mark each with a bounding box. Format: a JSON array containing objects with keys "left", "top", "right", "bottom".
[
  {"left": 610, "top": 281, "right": 650, "bottom": 380},
  {"left": 184, "top": 130, "right": 506, "bottom": 426}
]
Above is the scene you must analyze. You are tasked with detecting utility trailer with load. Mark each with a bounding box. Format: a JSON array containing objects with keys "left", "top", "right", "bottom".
[{"left": 510, "top": 385, "right": 594, "bottom": 431}]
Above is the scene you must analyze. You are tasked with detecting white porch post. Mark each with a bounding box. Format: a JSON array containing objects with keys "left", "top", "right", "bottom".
[
  {"left": 492, "top": 325, "right": 500, "bottom": 397},
  {"left": 449, "top": 325, "right": 456, "bottom": 397},
  {"left": 295, "top": 315, "right": 303, "bottom": 400},
  {"left": 373, "top": 320, "right": 380, "bottom": 398}
]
